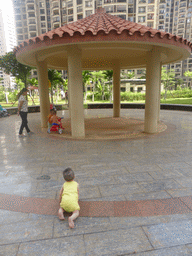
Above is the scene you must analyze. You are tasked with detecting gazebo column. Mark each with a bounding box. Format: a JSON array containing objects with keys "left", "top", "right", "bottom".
[
  {"left": 144, "top": 47, "right": 161, "bottom": 133},
  {"left": 67, "top": 46, "right": 85, "bottom": 138},
  {"left": 36, "top": 60, "right": 50, "bottom": 128},
  {"left": 113, "top": 61, "right": 121, "bottom": 117},
  {"left": 157, "top": 63, "right": 162, "bottom": 123}
]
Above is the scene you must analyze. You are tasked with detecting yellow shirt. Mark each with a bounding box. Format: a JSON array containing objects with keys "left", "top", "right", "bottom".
[{"left": 60, "top": 181, "right": 80, "bottom": 212}]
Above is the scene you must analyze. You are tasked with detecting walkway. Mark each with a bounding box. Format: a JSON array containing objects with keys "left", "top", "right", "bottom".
[{"left": 1, "top": 109, "right": 192, "bottom": 255}]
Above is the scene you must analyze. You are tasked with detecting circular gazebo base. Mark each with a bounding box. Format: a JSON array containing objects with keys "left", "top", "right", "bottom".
[{"left": 48, "top": 117, "right": 167, "bottom": 140}]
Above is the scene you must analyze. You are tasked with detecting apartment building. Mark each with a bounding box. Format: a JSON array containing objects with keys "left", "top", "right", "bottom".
[
  {"left": 0, "top": 6, "right": 16, "bottom": 88},
  {"left": 12, "top": 0, "right": 192, "bottom": 85}
]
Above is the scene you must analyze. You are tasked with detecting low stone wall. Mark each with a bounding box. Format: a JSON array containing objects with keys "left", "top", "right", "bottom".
[
  {"left": 87, "top": 103, "right": 192, "bottom": 111},
  {"left": 5, "top": 104, "right": 63, "bottom": 115}
]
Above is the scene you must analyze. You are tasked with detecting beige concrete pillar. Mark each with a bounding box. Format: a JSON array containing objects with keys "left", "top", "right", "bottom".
[
  {"left": 36, "top": 60, "right": 50, "bottom": 128},
  {"left": 144, "top": 47, "right": 161, "bottom": 133},
  {"left": 157, "top": 63, "right": 162, "bottom": 123},
  {"left": 67, "top": 46, "right": 85, "bottom": 138},
  {"left": 113, "top": 61, "right": 121, "bottom": 117}
]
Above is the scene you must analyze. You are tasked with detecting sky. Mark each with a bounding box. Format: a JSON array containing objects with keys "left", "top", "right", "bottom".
[{"left": 0, "top": 0, "right": 16, "bottom": 51}]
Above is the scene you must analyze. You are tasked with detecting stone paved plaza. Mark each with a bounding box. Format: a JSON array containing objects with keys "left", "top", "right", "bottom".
[{"left": 1, "top": 108, "right": 192, "bottom": 255}]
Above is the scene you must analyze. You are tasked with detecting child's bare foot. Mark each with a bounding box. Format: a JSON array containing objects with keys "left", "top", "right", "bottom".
[
  {"left": 58, "top": 208, "right": 65, "bottom": 220},
  {"left": 68, "top": 217, "right": 74, "bottom": 228}
]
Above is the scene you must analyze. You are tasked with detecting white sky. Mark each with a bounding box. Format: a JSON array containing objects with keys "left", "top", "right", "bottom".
[
  {"left": 0, "top": 0, "right": 14, "bottom": 16},
  {"left": 0, "top": 0, "right": 16, "bottom": 50}
]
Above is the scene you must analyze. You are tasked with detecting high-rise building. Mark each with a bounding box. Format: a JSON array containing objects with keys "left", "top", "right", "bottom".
[
  {"left": 0, "top": 5, "right": 17, "bottom": 88},
  {"left": 12, "top": 0, "right": 192, "bottom": 85}
]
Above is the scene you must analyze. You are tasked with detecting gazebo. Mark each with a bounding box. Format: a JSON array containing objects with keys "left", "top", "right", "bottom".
[{"left": 14, "top": 8, "right": 192, "bottom": 138}]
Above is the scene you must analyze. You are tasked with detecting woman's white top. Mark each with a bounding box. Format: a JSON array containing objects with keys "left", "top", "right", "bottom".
[{"left": 18, "top": 95, "right": 28, "bottom": 112}]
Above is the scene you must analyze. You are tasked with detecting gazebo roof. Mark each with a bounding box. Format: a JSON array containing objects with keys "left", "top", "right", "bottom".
[{"left": 14, "top": 8, "right": 192, "bottom": 70}]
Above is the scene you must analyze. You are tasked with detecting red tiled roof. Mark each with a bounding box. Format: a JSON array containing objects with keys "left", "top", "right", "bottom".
[{"left": 14, "top": 8, "right": 192, "bottom": 54}]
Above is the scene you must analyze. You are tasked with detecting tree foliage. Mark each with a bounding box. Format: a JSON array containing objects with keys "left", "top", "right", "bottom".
[{"left": 0, "top": 51, "right": 32, "bottom": 87}]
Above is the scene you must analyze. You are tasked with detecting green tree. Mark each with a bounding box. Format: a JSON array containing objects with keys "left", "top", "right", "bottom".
[
  {"left": 103, "top": 70, "right": 113, "bottom": 102},
  {"left": 121, "top": 70, "right": 135, "bottom": 79},
  {"left": 82, "top": 71, "right": 91, "bottom": 103},
  {"left": 48, "top": 69, "right": 64, "bottom": 104},
  {"left": 184, "top": 71, "right": 192, "bottom": 88},
  {"left": 90, "top": 71, "right": 105, "bottom": 101},
  {"left": 161, "top": 67, "right": 175, "bottom": 99},
  {"left": 0, "top": 51, "right": 32, "bottom": 88}
]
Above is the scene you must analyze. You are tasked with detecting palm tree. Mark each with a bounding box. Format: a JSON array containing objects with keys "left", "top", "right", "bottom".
[
  {"left": 48, "top": 69, "right": 64, "bottom": 104},
  {"left": 90, "top": 71, "right": 105, "bottom": 102},
  {"left": 82, "top": 71, "right": 91, "bottom": 103},
  {"left": 103, "top": 70, "right": 113, "bottom": 102}
]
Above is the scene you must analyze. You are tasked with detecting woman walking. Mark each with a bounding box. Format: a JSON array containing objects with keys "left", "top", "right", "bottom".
[{"left": 17, "top": 88, "right": 32, "bottom": 137}]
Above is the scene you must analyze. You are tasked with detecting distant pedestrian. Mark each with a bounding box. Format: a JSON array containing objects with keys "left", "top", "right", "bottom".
[
  {"left": 17, "top": 88, "right": 33, "bottom": 137},
  {"left": 58, "top": 168, "right": 80, "bottom": 228},
  {"left": 65, "top": 90, "right": 68, "bottom": 104}
]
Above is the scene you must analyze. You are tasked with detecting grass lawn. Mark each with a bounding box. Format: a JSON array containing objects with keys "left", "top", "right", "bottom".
[{"left": 1, "top": 97, "right": 192, "bottom": 108}]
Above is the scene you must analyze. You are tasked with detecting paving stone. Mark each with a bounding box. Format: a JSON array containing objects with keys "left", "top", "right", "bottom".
[
  {"left": 0, "top": 209, "right": 29, "bottom": 225},
  {"left": 99, "top": 183, "right": 141, "bottom": 197},
  {"left": 17, "top": 235, "right": 86, "bottom": 256},
  {"left": 143, "top": 220, "right": 192, "bottom": 249},
  {"left": 53, "top": 217, "right": 112, "bottom": 237},
  {"left": 138, "top": 179, "right": 182, "bottom": 193},
  {"left": 167, "top": 188, "right": 192, "bottom": 198},
  {"left": 84, "top": 227, "right": 152, "bottom": 256},
  {"left": 0, "top": 218, "right": 53, "bottom": 245},
  {"left": 79, "top": 186, "right": 101, "bottom": 200},
  {"left": 124, "top": 190, "right": 171, "bottom": 201},
  {"left": 0, "top": 244, "right": 19, "bottom": 256},
  {"left": 109, "top": 214, "right": 192, "bottom": 230},
  {"left": 128, "top": 245, "right": 191, "bottom": 255}
]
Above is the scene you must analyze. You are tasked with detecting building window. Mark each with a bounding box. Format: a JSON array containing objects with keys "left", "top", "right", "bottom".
[
  {"left": 41, "top": 22, "right": 46, "bottom": 27},
  {"left": 67, "top": 1, "right": 73, "bottom": 8},
  {"left": 128, "top": 7, "right": 133, "bottom": 13},
  {"left": 138, "top": 16, "right": 145, "bottom": 22},
  {"left": 118, "top": 14, "right": 126, "bottom": 19},
  {"left": 28, "top": 12, "right": 35, "bottom": 18},
  {"left": 147, "top": 13, "right": 154, "bottom": 20},
  {"left": 39, "top": 2, "right": 44, "bottom": 7},
  {"left": 86, "top": 10, "right": 92, "bottom": 16},
  {"left": 117, "top": 5, "right": 126, "bottom": 12},
  {"left": 16, "top": 28, "right": 22, "bottom": 33},
  {"left": 139, "top": 0, "right": 146, "bottom": 3},
  {"left": 117, "top": 0, "right": 126, "bottom": 2},
  {"left": 77, "top": 14, "right": 83, "bottom": 19},
  {"left": 128, "top": 16, "right": 134, "bottom": 22},
  {"left": 15, "top": 15, "right": 21, "bottom": 20},
  {"left": 40, "top": 16, "right": 45, "bottom": 21},
  {"left": 85, "top": 1, "right": 93, "bottom": 8},
  {"left": 147, "top": 22, "right": 153, "bottom": 27},
  {"left": 138, "top": 7, "right": 146, "bottom": 13},
  {"left": 68, "top": 16, "right": 73, "bottom": 22},
  {"left": 148, "top": 6, "right": 154, "bottom": 12},
  {"left": 17, "top": 35, "right": 23, "bottom": 40},
  {"left": 148, "top": 0, "right": 154, "bottom": 3},
  {"left": 23, "top": 14, "right": 26, "bottom": 19},
  {"left": 77, "top": 6, "right": 83, "bottom": 12},
  {"left": 77, "top": 0, "right": 82, "bottom": 4},
  {"left": 40, "top": 9, "right": 45, "bottom": 14},
  {"left": 41, "top": 29, "right": 46, "bottom": 33},
  {"left": 68, "top": 9, "right": 73, "bottom": 15},
  {"left": 105, "top": 6, "right": 114, "bottom": 13}
]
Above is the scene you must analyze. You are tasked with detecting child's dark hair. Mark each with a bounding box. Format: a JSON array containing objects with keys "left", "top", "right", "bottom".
[{"left": 63, "top": 167, "right": 74, "bottom": 181}]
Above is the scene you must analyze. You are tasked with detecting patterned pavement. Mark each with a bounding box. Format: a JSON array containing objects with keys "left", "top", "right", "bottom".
[{"left": 1, "top": 108, "right": 192, "bottom": 255}]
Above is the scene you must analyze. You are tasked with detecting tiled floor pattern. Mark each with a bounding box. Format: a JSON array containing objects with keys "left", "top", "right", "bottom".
[
  {"left": 1, "top": 193, "right": 192, "bottom": 217},
  {"left": 1, "top": 109, "right": 192, "bottom": 255}
]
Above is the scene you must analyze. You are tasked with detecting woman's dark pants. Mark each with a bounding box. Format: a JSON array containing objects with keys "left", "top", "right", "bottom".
[{"left": 19, "top": 111, "right": 30, "bottom": 135}]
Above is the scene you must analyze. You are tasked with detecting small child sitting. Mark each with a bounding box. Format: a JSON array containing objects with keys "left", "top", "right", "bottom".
[
  {"left": 50, "top": 109, "right": 62, "bottom": 127},
  {"left": 47, "top": 109, "right": 54, "bottom": 129},
  {"left": 58, "top": 168, "right": 80, "bottom": 229}
]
